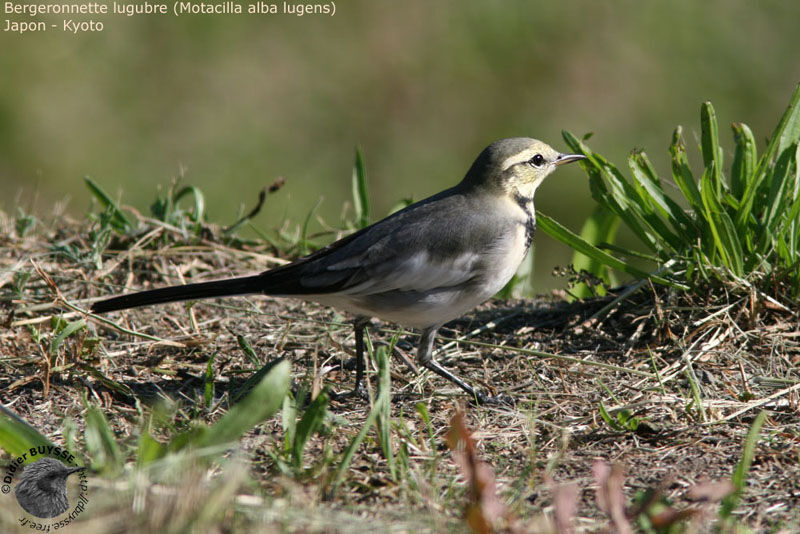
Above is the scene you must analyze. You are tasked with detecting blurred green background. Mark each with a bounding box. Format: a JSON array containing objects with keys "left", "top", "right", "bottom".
[{"left": 2, "top": 0, "right": 799, "bottom": 291}]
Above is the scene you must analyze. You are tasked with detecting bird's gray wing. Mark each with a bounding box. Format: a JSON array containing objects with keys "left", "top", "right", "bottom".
[{"left": 256, "top": 188, "right": 513, "bottom": 296}]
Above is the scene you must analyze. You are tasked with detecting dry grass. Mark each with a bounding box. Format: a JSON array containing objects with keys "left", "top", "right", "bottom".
[{"left": 1, "top": 210, "right": 799, "bottom": 533}]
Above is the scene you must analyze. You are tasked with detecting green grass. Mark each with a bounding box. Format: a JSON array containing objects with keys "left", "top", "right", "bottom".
[
  {"left": 543, "top": 84, "right": 800, "bottom": 300},
  {"left": 3, "top": 102, "right": 799, "bottom": 531}
]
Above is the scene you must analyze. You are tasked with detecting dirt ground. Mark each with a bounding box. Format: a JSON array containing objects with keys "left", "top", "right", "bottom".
[{"left": 1, "top": 215, "right": 799, "bottom": 532}]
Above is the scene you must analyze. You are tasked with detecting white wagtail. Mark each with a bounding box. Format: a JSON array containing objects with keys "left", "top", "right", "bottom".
[{"left": 91, "top": 138, "right": 584, "bottom": 403}]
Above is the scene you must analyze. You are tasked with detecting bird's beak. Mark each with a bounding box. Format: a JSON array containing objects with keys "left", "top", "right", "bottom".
[
  {"left": 68, "top": 466, "right": 85, "bottom": 475},
  {"left": 555, "top": 153, "right": 587, "bottom": 166}
]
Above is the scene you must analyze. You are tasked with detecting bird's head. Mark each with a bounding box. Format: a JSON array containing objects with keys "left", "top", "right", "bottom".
[
  {"left": 462, "top": 137, "right": 585, "bottom": 200},
  {"left": 20, "top": 458, "right": 84, "bottom": 493}
]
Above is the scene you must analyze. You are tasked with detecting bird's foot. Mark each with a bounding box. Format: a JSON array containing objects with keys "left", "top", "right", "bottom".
[
  {"left": 420, "top": 359, "right": 514, "bottom": 406},
  {"left": 472, "top": 391, "right": 516, "bottom": 406},
  {"left": 329, "top": 381, "right": 370, "bottom": 402},
  {"left": 341, "top": 356, "right": 360, "bottom": 371}
]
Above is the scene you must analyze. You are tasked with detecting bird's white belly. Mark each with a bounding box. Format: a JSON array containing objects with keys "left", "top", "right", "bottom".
[
  {"left": 309, "top": 223, "right": 530, "bottom": 329},
  {"left": 311, "top": 289, "right": 488, "bottom": 329}
]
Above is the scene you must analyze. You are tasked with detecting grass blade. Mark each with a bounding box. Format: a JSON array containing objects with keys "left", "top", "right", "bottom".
[
  {"left": 761, "top": 143, "right": 798, "bottom": 237},
  {"left": 173, "top": 185, "right": 206, "bottom": 222},
  {"left": 538, "top": 212, "right": 681, "bottom": 288},
  {"left": 375, "top": 345, "right": 396, "bottom": 480},
  {"left": 757, "top": 83, "right": 800, "bottom": 177},
  {"left": 197, "top": 359, "right": 290, "bottom": 449},
  {"left": 173, "top": 185, "right": 207, "bottom": 230},
  {"left": 329, "top": 395, "right": 383, "bottom": 497},
  {"left": 137, "top": 431, "right": 167, "bottom": 467},
  {"left": 731, "top": 122, "right": 757, "bottom": 202},
  {"left": 719, "top": 410, "right": 767, "bottom": 522},
  {"left": 630, "top": 151, "right": 696, "bottom": 241},
  {"left": 563, "top": 131, "right": 661, "bottom": 253},
  {"left": 329, "top": 345, "right": 394, "bottom": 495},
  {"left": 0, "top": 405, "right": 55, "bottom": 458},
  {"left": 237, "top": 334, "right": 262, "bottom": 367},
  {"left": 700, "top": 164, "right": 744, "bottom": 275},
  {"left": 626, "top": 152, "right": 684, "bottom": 252},
  {"left": 298, "top": 197, "right": 324, "bottom": 255},
  {"left": 669, "top": 127, "right": 704, "bottom": 214},
  {"left": 49, "top": 318, "right": 86, "bottom": 355},
  {"left": 231, "top": 360, "right": 277, "bottom": 403},
  {"left": 352, "top": 148, "right": 370, "bottom": 229},
  {"left": 84, "top": 404, "right": 123, "bottom": 473},
  {"left": 204, "top": 352, "right": 217, "bottom": 409},
  {"left": 84, "top": 176, "right": 133, "bottom": 231},
  {"left": 571, "top": 206, "right": 619, "bottom": 297},
  {"left": 291, "top": 390, "right": 329, "bottom": 469},
  {"left": 701, "top": 101, "right": 725, "bottom": 195}
]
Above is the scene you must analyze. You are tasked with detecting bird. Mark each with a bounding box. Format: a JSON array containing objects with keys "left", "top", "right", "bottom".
[
  {"left": 91, "top": 138, "right": 585, "bottom": 403},
  {"left": 14, "top": 458, "right": 85, "bottom": 518}
]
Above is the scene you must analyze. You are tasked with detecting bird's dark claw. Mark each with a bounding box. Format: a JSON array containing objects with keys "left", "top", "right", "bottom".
[
  {"left": 329, "top": 381, "right": 370, "bottom": 402},
  {"left": 473, "top": 391, "right": 516, "bottom": 406}
]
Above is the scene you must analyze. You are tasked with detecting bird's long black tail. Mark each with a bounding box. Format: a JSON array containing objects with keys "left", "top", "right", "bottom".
[{"left": 91, "top": 275, "right": 264, "bottom": 314}]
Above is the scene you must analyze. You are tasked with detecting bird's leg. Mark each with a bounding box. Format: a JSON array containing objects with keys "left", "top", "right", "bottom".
[
  {"left": 330, "top": 317, "right": 372, "bottom": 402},
  {"left": 417, "top": 327, "right": 512, "bottom": 405},
  {"left": 417, "top": 327, "right": 480, "bottom": 400}
]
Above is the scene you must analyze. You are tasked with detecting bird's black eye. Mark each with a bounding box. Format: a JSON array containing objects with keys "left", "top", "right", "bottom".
[{"left": 529, "top": 154, "right": 545, "bottom": 167}]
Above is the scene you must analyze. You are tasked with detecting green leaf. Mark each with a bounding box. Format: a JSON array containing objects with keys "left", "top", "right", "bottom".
[
  {"left": 78, "top": 364, "right": 135, "bottom": 398},
  {"left": 563, "top": 131, "right": 662, "bottom": 253},
  {"left": 571, "top": 206, "right": 619, "bottom": 297},
  {"left": 196, "top": 359, "right": 290, "bottom": 449},
  {"left": 669, "top": 127, "right": 704, "bottom": 213},
  {"left": 352, "top": 148, "right": 370, "bottom": 229},
  {"left": 778, "top": 166, "right": 800, "bottom": 263},
  {"left": 0, "top": 406, "right": 55, "bottom": 458},
  {"left": 84, "top": 405, "right": 123, "bottom": 473},
  {"left": 173, "top": 185, "right": 206, "bottom": 227},
  {"left": 375, "top": 345, "right": 395, "bottom": 480},
  {"left": 328, "top": 345, "right": 394, "bottom": 496},
  {"left": 291, "top": 390, "right": 329, "bottom": 469},
  {"left": 596, "top": 242, "right": 661, "bottom": 263},
  {"left": 756, "top": 142, "right": 800, "bottom": 264},
  {"left": 626, "top": 152, "right": 684, "bottom": 252},
  {"left": 761, "top": 143, "right": 799, "bottom": 236},
  {"left": 84, "top": 177, "right": 133, "bottom": 231},
  {"left": 538, "top": 212, "right": 682, "bottom": 288},
  {"left": 719, "top": 411, "right": 767, "bottom": 521},
  {"left": 231, "top": 360, "right": 276, "bottom": 404},
  {"left": 630, "top": 151, "right": 696, "bottom": 241},
  {"left": 759, "top": 83, "right": 800, "bottom": 175},
  {"left": 136, "top": 431, "right": 166, "bottom": 467},
  {"left": 299, "top": 197, "right": 323, "bottom": 255},
  {"left": 700, "top": 164, "right": 744, "bottom": 275},
  {"left": 597, "top": 402, "right": 620, "bottom": 431},
  {"left": 598, "top": 165, "right": 662, "bottom": 252},
  {"left": 237, "top": 334, "right": 261, "bottom": 367},
  {"left": 671, "top": 127, "right": 715, "bottom": 257},
  {"left": 49, "top": 319, "right": 86, "bottom": 355},
  {"left": 329, "top": 391, "right": 385, "bottom": 497},
  {"left": 415, "top": 402, "right": 436, "bottom": 454},
  {"left": 701, "top": 101, "right": 725, "bottom": 195},
  {"left": 281, "top": 393, "right": 297, "bottom": 453},
  {"left": 731, "top": 122, "right": 757, "bottom": 201},
  {"left": 203, "top": 352, "right": 217, "bottom": 409}
]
